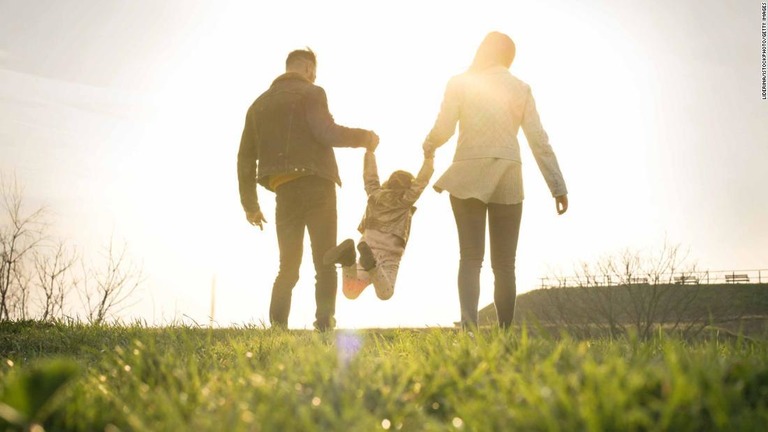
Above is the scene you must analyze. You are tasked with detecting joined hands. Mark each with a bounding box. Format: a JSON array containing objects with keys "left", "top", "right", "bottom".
[{"left": 367, "top": 131, "right": 380, "bottom": 152}]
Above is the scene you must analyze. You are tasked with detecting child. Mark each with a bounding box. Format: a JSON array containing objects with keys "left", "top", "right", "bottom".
[{"left": 324, "top": 148, "right": 434, "bottom": 300}]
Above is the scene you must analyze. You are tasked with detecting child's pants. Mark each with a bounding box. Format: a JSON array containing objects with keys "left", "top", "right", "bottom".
[{"left": 342, "top": 229, "right": 405, "bottom": 300}]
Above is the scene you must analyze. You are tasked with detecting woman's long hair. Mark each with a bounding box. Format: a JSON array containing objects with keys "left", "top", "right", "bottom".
[{"left": 468, "top": 32, "right": 516, "bottom": 73}]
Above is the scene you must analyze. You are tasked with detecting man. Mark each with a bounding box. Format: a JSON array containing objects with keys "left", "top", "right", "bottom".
[{"left": 238, "top": 48, "right": 378, "bottom": 331}]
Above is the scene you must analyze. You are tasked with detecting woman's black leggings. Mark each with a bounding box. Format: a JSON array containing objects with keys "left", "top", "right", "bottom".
[{"left": 450, "top": 195, "right": 523, "bottom": 328}]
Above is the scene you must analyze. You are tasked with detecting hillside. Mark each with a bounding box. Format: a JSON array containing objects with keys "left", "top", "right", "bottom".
[{"left": 479, "top": 283, "right": 768, "bottom": 337}]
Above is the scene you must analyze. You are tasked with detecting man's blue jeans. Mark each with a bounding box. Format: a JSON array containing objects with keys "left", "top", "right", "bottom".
[{"left": 269, "top": 176, "right": 337, "bottom": 330}]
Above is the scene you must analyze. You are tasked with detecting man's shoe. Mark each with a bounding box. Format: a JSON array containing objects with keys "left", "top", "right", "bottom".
[
  {"left": 357, "top": 241, "right": 377, "bottom": 271},
  {"left": 313, "top": 317, "right": 336, "bottom": 332},
  {"left": 323, "top": 239, "right": 356, "bottom": 267},
  {"left": 270, "top": 321, "right": 288, "bottom": 331}
]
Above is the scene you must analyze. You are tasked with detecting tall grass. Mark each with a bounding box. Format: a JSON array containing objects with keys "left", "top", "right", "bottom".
[{"left": 1, "top": 321, "right": 767, "bottom": 431}]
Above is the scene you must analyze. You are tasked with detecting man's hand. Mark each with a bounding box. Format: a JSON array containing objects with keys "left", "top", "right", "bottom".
[
  {"left": 555, "top": 195, "right": 568, "bottom": 215},
  {"left": 367, "top": 131, "right": 380, "bottom": 152},
  {"left": 246, "top": 210, "right": 267, "bottom": 230}
]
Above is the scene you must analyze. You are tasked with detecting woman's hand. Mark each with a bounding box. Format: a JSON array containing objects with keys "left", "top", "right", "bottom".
[
  {"left": 555, "top": 195, "right": 568, "bottom": 215},
  {"left": 423, "top": 139, "right": 436, "bottom": 158}
]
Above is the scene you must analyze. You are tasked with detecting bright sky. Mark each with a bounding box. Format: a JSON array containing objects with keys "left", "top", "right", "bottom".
[{"left": 1, "top": 0, "right": 766, "bottom": 329}]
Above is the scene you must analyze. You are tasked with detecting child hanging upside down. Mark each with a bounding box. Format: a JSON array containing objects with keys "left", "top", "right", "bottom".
[{"left": 324, "top": 147, "right": 434, "bottom": 300}]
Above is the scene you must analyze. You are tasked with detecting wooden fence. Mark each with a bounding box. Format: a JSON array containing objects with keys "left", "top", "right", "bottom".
[{"left": 539, "top": 269, "right": 767, "bottom": 289}]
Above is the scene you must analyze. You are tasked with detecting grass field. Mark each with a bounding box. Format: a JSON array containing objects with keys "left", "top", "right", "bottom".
[{"left": 1, "top": 321, "right": 767, "bottom": 431}]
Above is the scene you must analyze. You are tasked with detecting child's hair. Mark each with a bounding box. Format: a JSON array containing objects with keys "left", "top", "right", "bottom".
[{"left": 383, "top": 170, "right": 415, "bottom": 190}]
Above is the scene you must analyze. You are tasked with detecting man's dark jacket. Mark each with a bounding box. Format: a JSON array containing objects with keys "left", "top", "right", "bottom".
[{"left": 238, "top": 72, "right": 372, "bottom": 213}]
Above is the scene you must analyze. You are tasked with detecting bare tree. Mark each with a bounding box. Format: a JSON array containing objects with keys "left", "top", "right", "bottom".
[
  {"left": 10, "top": 260, "right": 33, "bottom": 320},
  {"left": 33, "top": 241, "right": 78, "bottom": 321},
  {"left": 621, "top": 242, "right": 696, "bottom": 338},
  {"left": 532, "top": 242, "right": 714, "bottom": 339},
  {"left": 81, "top": 236, "right": 144, "bottom": 324},
  {"left": 529, "top": 260, "right": 631, "bottom": 338},
  {"left": 2, "top": 174, "right": 144, "bottom": 324},
  {"left": 0, "top": 174, "right": 48, "bottom": 321}
]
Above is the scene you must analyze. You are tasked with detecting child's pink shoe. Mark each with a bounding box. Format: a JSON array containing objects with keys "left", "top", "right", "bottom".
[{"left": 342, "top": 277, "right": 370, "bottom": 299}]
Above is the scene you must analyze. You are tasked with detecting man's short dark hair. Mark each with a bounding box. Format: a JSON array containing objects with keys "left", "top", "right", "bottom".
[{"left": 286, "top": 48, "right": 317, "bottom": 69}]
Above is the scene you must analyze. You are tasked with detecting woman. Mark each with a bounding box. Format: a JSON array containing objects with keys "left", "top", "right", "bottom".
[{"left": 423, "top": 31, "right": 569, "bottom": 328}]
